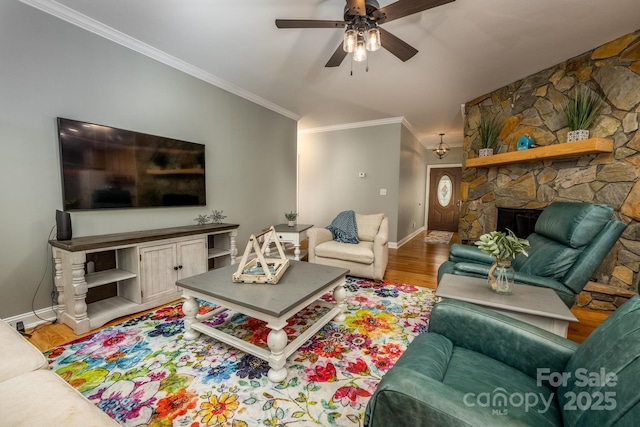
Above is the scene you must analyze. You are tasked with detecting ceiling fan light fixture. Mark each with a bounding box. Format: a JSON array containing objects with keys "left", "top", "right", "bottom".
[
  {"left": 343, "top": 27, "right": 357, "bottom": 53},
  {"left": 353, "top": 35, "right": 367, "bottom": 62},
  {"left": 366, "top": 26, "right": 381, "bottom": 51},
  {"left": 433, "top": 133, "right": 450, "bottom": 159}
]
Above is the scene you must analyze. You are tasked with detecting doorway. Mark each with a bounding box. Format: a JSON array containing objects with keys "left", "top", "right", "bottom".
[{"left": 426, "top": 166, "right": 462, "bottom": 232}]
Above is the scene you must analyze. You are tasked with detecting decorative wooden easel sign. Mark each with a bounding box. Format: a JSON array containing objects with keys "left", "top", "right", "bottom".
[{"left": 232, "top": 226, "right": 290, "bottom": 284}]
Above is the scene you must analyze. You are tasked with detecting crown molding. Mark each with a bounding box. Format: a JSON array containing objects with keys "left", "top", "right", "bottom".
[
  {"left": 300, "top": 116, "right": 434, "bottom": 147},
  {"left": 299, "top": 117, "right": 405, "bottom": 135},
  {"left": 20, "top": 0, "right": 300, "bottom": 122}
]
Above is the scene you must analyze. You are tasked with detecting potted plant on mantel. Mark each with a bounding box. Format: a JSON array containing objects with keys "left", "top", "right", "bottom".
[
  {"left": 477, "top": 114, "right": 504, "bottom": 157},
  {"left": 562, "top": 87, "right": 604, "bottom": 142}
]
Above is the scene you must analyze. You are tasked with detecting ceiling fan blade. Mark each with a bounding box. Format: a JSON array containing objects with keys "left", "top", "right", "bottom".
[
  {"left": 325, "top": 43, "right": 348, "bottom": 67},
  {"left": 346, "top": 0, "right": 367, "bottom": 17},
  {"left": 275, "top": 19, "right": 346, "bottom": 29},
  {"left": 373, "top": 0, "right": 455, "bottom": 24},
  {"left": 379, "top": 27, "right": 418, "bottom": 62}
]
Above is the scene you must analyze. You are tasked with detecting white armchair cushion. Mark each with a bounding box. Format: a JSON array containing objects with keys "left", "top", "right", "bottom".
[
  {"left": 0, "top": 320, "right": 48, "bottom": 382},
  {"left": 0, "top": 370, "right": 118, "bottom": 426},
  {"left": 314, "top": 241, "right": 375, "bottom": 264},
  {"left": 356, "top": 213, "right": 384, "bottom": 242}
]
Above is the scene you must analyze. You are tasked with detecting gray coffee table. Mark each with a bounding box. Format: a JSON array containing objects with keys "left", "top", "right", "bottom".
[
  {"left": 436, "top": 274, "right": 578, "bottom": 336},
  {"left": 177, "top": 261, "right": 348, "bottom": 382}
]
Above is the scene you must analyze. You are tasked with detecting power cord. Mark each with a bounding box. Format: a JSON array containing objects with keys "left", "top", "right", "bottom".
[{"left": 25, "top": 224, "right": 58, "bottom": 338}]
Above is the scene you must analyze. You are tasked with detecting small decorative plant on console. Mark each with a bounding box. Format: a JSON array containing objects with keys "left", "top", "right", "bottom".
[
  {"left": 194, "top": 209, "right": 226, "bottom": 225},
  {"left": 210, "top": 210, "right": 227, "bottom": 224},
  {"left": 285, "top": 211, "right": 298, "bottom": 226},
  {"left": 475, "top": 229, "right": 530, "bottom": 295},
  {"left": 562, "top": 87, "right": 604, "bottom": 142},
  {"left": 194, "top": 214, "right": 210, "bottom": 226}
]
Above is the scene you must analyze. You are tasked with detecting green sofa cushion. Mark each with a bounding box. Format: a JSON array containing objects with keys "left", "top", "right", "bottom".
[
  {"left": 558, "top": 295, "right": 640, "bottom": 427},
  {"left": 514, "top": 233, "right": 581, "bottom": 280},
  {"left": 443, "top": 346, "right": 562, "bottom": 426},
  {"left": 366, "top": 331, "right": 562, "bottom": 426},
  {"left": 534, "top": 202, "right": 613, "bottom": 249}
]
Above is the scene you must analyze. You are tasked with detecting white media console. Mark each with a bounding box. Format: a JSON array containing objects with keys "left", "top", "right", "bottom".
[{"left": 49, "top": 223, "right": 238, "bottom": 334}]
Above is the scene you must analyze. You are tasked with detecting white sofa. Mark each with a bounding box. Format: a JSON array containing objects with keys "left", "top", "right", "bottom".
[
  {"left": 0, "top": 320, "right": 118, "bottom": 426},
  {"left": 307, "top": 213, "right": 389, "bottom": 280}
]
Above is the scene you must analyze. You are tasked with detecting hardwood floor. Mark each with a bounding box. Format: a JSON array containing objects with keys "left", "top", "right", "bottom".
[{"left": 27, "top": 230, "right": 607, "bottom": 351}]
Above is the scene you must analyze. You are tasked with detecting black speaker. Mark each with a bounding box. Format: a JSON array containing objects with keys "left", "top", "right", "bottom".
[{"left": 56, "top": 209, "right": 72, "bottom": 240}]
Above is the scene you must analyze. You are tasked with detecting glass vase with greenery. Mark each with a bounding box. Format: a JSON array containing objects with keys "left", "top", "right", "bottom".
[
  {"left": 475, "top": 229, "right": 530, "bottom": 294},
  {"left": 562, "top": 87, "right": 604, "bottom": 142}
]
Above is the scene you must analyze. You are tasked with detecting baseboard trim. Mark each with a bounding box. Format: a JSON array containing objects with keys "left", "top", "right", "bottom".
[
  {"left": 395, "top": 227, "right": 425, "bottom": 248},
  {"left": 2, "top": 306, "right": 58, "bottom": 330}
]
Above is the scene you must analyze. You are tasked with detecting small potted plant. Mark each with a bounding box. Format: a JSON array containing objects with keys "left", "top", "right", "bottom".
[
  {"left": 562, "top": 87, "right": 604, "bottom": 142},
  {"left": 284, "top": 211, "right": 298, "bottom": 227},
  {"left": 475, "top": 229, "right": 530, "bottom": 294},
  {"left": 477, "top": 114, "right": 504, "bottom": 157}
]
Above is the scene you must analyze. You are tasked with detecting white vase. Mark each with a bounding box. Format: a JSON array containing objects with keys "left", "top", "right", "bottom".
[
  {"left": 479, "top": 148, "right": 494, "bottom": 157},
  {"left": 567, "top": 129, "right": 589, "bottom": 142},
  {"left": 287, "top": 220, "right": 296, "bottom": 227}
]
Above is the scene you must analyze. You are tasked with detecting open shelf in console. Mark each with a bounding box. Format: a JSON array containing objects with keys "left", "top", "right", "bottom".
[
  {"left": 207, "top": 232, "right": 233, "bottom": 270},
  {"left": 85, "top": 269, "right": 137, "bottom": 289},
  {"left": 87, "top": 295, "right": 141, "bottom": 329},
  {"left": 208, "top": 247, "right": 231, "bottom": 259}
]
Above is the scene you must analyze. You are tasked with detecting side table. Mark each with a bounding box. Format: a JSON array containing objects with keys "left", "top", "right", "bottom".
[
  {"left": 436, "top": 274, "right": 577, "bottom": 337},
  {"left": 265, "top": 224, "right": 313, "bottom": 261}
]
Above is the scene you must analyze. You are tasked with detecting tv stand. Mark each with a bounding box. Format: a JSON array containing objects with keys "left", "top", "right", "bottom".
[{"left": 49, "top": 223, "right": 238, "bottom": 334}]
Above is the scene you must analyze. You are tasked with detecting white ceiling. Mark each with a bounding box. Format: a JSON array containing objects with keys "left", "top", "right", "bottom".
[{"left": 23, "top": 0, "right": 640, "bottom": 148}]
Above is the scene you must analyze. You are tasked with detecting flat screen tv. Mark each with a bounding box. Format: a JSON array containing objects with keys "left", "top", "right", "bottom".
[{"left": 57, "top": 117, "right": 206, "bottom": 211}]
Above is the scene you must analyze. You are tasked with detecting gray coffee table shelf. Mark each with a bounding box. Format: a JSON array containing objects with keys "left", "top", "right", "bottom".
[
  {"left": 177, "top": 260, "right": 348, "bottom": 382},
  {"left": 436, "top": 274, "right": 577, "bottom": 337}
]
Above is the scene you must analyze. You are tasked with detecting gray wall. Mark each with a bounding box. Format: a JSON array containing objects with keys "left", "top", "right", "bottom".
[
  {"left": 398, "top": 126, "right": 428, "bottom": 241},
  {"left": 0, "top": 2, "right": 297, "bottom": 318},
  {"left": 299, "top": 124, "right": 465, "bottom": 245},
  {"left": 298, "top": 124, "right": 401, "bottom": 241}
]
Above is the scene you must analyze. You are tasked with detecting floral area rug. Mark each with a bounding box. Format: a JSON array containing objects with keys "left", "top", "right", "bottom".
[
  {"left": 423, "top": 230, "right": 453, "bottom": 244},
  {"left": 44, "top": 277, "right": 435, "bottom": 427}
]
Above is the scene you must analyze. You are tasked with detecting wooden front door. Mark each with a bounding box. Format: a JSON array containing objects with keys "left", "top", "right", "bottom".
[{"left": 428, "top": 167, "right": 461, "bottom": 232}]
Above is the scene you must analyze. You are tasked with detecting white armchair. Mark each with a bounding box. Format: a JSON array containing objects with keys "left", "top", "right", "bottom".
[{"left": 307, "top": 213, "right": 388, "bottom": 280}]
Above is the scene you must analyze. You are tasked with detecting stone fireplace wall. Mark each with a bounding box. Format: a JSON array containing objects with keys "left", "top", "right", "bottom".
[{"left": 461, "top": 29, "right": 640, "bottom": 309}]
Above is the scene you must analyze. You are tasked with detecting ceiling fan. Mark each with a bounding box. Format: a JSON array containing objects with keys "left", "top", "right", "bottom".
[{"left": 275, "top": 0, "right": 455, "bottom": 67}]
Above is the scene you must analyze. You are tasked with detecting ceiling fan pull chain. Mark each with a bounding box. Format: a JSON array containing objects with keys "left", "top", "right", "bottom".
[
  {"left": 366, "top": 56, "right": 369, "bottom": 73},
  {"left": 350, "top": 55, "right": 354, "bottom": 76}
]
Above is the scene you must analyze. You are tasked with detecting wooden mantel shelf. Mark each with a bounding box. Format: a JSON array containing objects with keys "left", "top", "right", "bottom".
[{"left": 465, "top": 138, "right": 613, "bottom": 168}]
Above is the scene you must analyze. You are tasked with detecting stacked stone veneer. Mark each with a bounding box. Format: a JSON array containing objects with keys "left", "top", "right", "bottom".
[{"left": 461, "top": 29, "right": 640, "bottom": 310}]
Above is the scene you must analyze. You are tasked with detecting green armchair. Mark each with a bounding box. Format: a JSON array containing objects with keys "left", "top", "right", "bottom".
[
  {"left": 365, "top": 292, "right": 640, "bottom": 426},
  {"left": 438, "top": 202, "right": 626, "bottom": 307}
]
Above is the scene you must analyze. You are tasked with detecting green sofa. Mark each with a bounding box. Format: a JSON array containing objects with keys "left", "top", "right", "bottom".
[
  {"left": 364, "top": 293, "right": 640, "bottom": 426},
  {"left": 437, "top": 202, "right": 626, "bottom": 307}
]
